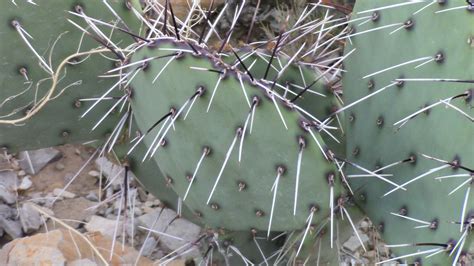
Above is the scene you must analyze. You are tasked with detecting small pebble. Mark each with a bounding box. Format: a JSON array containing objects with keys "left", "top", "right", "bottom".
[
  {"left": 85, "top": 191, "right": 99, "bottom": 202},
  {"left": 88, "top": 170, "right": 100, "bottom": 178},
  {"left": 17, "top": 170, "right": 26, "bottom": 177},
  {"left": 359, "top": 220, "right": 370, "bottom": 233},
  {"left": 52, "top": 188, "right": 76, "bottom": 199},
  {"left": 55, "top": 163, "right": 65, "bottom": 171},
  {"left": 18, "top": 176, "right": 33, "bottom": 191}
]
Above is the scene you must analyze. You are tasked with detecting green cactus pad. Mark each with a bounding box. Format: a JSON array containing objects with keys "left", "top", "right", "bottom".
[
  {"left": 202, "top": 229, "right": 285, "bottom": 265},
  {"left": 285, "top": 204, "right": 366, "bottom": 265},
  {"left": 229, "top": 47, "right": 346, "bottom": 156},
  {"left": 0, "top": 0, "right": 140, "bottom": 152},
  {"left": 130, "top": 39, "right": 346, "bottom": 231},
  {"left": 343, "top": 0, "right": 474, "bottom": 264}
]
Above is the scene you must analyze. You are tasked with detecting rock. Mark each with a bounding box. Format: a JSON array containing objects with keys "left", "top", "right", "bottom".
[
  {"left": 137, "top": 187, "right": 148, "bottom": 202},
  {"left": 18, "top": 175, "right": 33, "bottom": 191},
  {"left": 0, "top": 154, "right": 10, "bottom": 170},
  {"left": 134, "top": 208, "right": 143, "bottom": 217},
  {"left": 19, "top": 203, "right": 42, "bottom": 234},
  {"left": 363, "top": 250, "right": 377, "bottom": 259},
  {"left": 4, "top": 231, "right": 67, "bottom": 265},
  {"left": 95, "top": 157, "right": 137, "bottom": 191},
  {"left": 141, "top": 236, "right": 158, "bottom": 257},
  {"left": 343, "top": 233, "right": 370, "bottom": 253},
  {"left": 17, "top": 170, "right": 26, "bottom": 177},
  {"left": 359, "top": 219, "right": 371, "bottom": 233},
  {"left": 48, "top": 198, "right": 95, "bottom": 229},
  {"left": 137, "top": 208, "right": 201, "bottom": 258},
  {"left": 69, "top": 259, "right": 98, "bottom": 266},
  {"left": 88, "top": 170, "right": 100, "bottom": 178},
  {"left": 44, "top": 192, "right": 55, "bottom": 207},
  {"left": 18, "top": 148, "right": 62, "bottom": 175},
  {"left": 53, "top": 188, "right": 76, "bottom": 199},
  {"left": 0, "top": 229, "right": 153, "bottom": 265},
  {"left": 142, "top": 206, "right": 155, "bottom": 214},
  {"left": 0, "top": 218, "right": 23, "bottom": 239},
  {"left": 55, "top": 162, "right": 65, "bottom": 171},
  {"left": 85, "top": 215, "right": 122, "bottom": 238},
  {"left": 146, "top": 192, "right": 157, "bottom": 202},
  {"left": 0, "top": 204, "right": 14, "bottom": 219},
  {"left": 0, "top": 171, "right": 18, "bottom": 204},
  {"left": 85, "top": 191, "right": 99, "bottom": 202}
]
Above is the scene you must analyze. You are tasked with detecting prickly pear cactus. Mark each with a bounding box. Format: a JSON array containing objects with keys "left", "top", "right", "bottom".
[
  {"left": 343, "top": 0, "right": 474, "bottom": 264},
  {"left": 286, "top": 203, "right": 366, "bottom": 265},
  {"left": 230, "top": 48, "right": 346, "bottom": 156},
  {"left": 200, "top": 229, "right": 285, "bottom": 265},
  {"left": 0, "top": 0, "right": 140, "bottom": 152},
  {"left": 0, "top": 0, "right": 370, "bottom": 263},
  {"left": 129, "top": 39, "right": 347, "bottom": 231}
]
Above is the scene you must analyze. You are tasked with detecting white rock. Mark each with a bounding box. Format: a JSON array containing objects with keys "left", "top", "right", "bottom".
[
  {"left": 52, "top": 188, "right": 76, "bottom": 199},
  {"left": 88, "top": 170, "right": 100, "bottom": 178},
  {"left": 18, "top": 176, "right": 33, "bottom": 191}
]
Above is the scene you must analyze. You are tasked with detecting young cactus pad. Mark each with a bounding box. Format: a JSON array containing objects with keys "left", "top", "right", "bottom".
[
  {"left": 0, "top": 1, "right": 140, "bottom": 152},
  {"left": 343, "top": 0, "right": 474, "bottom": 264},
  {"left": 128, "top": 39, "right": 348, "bottom": 232}
]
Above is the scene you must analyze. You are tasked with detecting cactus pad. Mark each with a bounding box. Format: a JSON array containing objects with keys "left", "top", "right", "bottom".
[
  {"left": 129, "top": 39, "right": 347, "bottom": 231},
  {"left": 343, "top": 0, "right": 474, "bottom": 264}
]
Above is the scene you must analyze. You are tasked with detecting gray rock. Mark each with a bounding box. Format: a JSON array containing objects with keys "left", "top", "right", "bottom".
[
  {"left": 17, "top": 170, "right": 26, "bottom": 177},
  {"left": 0, "top": 154, "right": 10, "bottom": 170},
  {"left": 0, "top": 218, "right": 23, "bottom": 239},
  {"left": 134, "top": 208, "right": 143, "bottom": 217},
  {"left": 85, "top": 215, "right": 122, "bottom": 238},
  {"left": 85, "top": 191, "right": 99, "bottom": 202},
  {"left": 137, "top": 187, "right": 148, "bottom": 202},
  {"left": 137, "top": 208, "right": 201, "bottom": 257},
  {"left": 18, "top": 148, "right": 62, "bottom": 175},
  {"left": 19, "top": 203, "right": 42, "bottom": 234},
  {"left": 49, "top": 198, "right": 95, "bottom": 229},
  {"left": 95, "top": 157, "right": 136, "bottom": 191},
  {"left": 0, "top": 204, "right": 14, "bottom": 219},
  {"left": 343, "top": 232, "right": 370, "bottom": 253},
  {"left": 141, "top": 236, "right": 158, "bottom": 257},
  {"left": 0, "top": 171, "right": 18, "bottom": 204}
]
